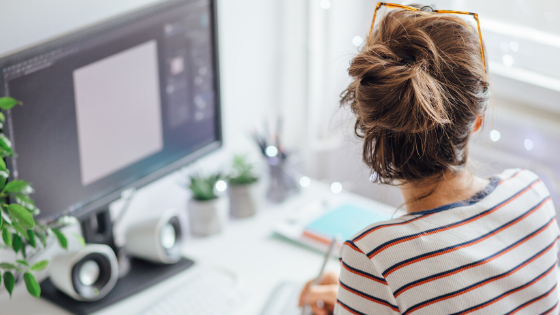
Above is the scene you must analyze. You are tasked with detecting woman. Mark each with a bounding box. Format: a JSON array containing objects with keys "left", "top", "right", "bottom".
[{"left": 299, "top": 4, "right": 559, "bottom": 315}]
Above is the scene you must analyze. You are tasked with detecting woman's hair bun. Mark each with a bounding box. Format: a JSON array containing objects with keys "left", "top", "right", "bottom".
[{"left": 342, "top": 8, "right": 489, "bottom": 184}]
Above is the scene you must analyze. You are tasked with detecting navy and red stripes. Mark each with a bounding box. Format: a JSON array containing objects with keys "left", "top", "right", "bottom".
[
  {"left": 365, "top": 178, "right": 542, "bottom": 259},
  {"left": 353, "top": 212, "right": 436, "bottom": 242},
  {"left": 449, "top": 262, "right": 557, "bottom": 314},
  {"left": 339, "top": 280, "right": 400, "bottom": 312},
  {"left": 540, "top": 301, "right": 559, "bottom": 315},
  {"left": 352, "top": 170, "right": 523, "bottom": 244},
  {"left": 401, "top": 238, "right": 559, "bottom": 315},
  {"left": 341, "top": 260, "right": 387, "bottom": 285},
  {"left": 504, "top": 283, "right": 557, "bottom": 315},
  {"left": 343, "top": 240, "right": 362, "bottom": 253},
  {"left": 393, "top": 215, "right": 557, "bottom": 297},
  {"left": 336, "top": 300, "right": 366, "bottom": 315},
  {"left": 335, "top": 170, "right": 558, "bottom": 315},
  {"left": 383, "top": 196, "right": 552, "bottom": 277}
]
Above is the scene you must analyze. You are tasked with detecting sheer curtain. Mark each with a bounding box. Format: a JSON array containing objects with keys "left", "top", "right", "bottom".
[
  {"left": 305, "top": 0, "right": 560, "bottom": 134},
  {"left": 301, "top": 0, "right": 560, "bottom": 209}
]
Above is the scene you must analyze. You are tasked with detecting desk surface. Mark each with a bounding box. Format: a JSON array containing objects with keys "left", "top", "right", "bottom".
[
  {"left": 1, "top": 180, "right": 382, "bottom": 315},
  {"left": 3, "top": 180, "right": 560, "bottom": 315}
]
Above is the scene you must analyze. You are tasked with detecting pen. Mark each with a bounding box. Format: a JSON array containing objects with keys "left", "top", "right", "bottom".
[{"left": 301, "top": 234, "right": 342, "bottom": 315}]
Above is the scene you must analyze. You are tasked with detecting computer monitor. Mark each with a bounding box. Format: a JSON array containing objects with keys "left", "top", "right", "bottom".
[{"left": 0, "top": 0, "right": 222, "bottom": 222}]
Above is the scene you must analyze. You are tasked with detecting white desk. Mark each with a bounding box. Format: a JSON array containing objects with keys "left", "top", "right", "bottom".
[
  {"left": 3, "top": 180, "right": 560, "bottom": 315},
  {"left": 1, "top": 180, "right": 379, "bottom": 315}
]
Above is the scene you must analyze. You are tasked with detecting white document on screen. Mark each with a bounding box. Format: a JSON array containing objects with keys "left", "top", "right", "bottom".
[{"left": 72, "top": 40, "right": 164, "bottom": 186}]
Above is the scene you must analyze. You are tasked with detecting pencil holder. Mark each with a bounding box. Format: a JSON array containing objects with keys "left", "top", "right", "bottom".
[{"left": 266, "top": 157, "right": 299, "bottom": 203}]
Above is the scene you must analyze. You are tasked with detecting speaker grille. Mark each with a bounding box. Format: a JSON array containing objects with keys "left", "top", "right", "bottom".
[
  {"left": 71, "top": 253, "right": 113, "bottom": 299},
  {"left": 164, "top": 216, "right": 182, "bottom": 258}
]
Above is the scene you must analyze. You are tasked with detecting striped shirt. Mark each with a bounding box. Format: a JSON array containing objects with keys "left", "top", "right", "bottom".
[{"left": 334, "top": 169, "right": 559, "bottom": 315}]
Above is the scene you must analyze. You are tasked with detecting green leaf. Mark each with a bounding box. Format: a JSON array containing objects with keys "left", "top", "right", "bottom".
[
  {"left": 30, "top": 260, "right": 48, "bottom": 271},
  {"left": 28, "top": 230, "right": 36, "bottom": 248},
  {"left": 8, "top": 204, "right": 35, "bottom": 228},
  {"left": 0, "top": 263, "right": 23, "bottom": 272},
  {"left": 3, "top": 180, "right": 33, "bottom": 194},
  {"left": 51, "top": 228, "right": 67, "bottom": 249},
  {"left": 16, "top": 259, "right": 29, "bottom": 267},
  {"left": 73, "top": 233, "right": 86, "bottom": 247},
  {"left": 0, "top": 134, "right": 12, "bottom": 156},
  {"left": 0, "top": 158, "right": 6, "bottom": 172},
  {"left": 3, "top": 271, "right": 14, "bottom": 297},
  {"left": 228, "top": 154, "right": 258, "bottom": 185},
  {"left": 12, "top": 234, "right": 22, "bottom": 253},
  {"left": 0, "top": 170, "right": 8, "bottom": 191},
  {"left": 36, "top": 231, "right": 47, "bottom": 248},
  {"left": 188, "top": 171, "right": 221, "bottom": 201},
  {"left": 2, "top": 228, "right": 12, "bottom": 246},
  {"left": 12, "top": 221, "right": 29, "bottom": 241},
  {"left": 0, "top": 112, "right": 4, "bottom": 126},
  {"left": 23, "top": 272, "right": 40, "bottom": 298},
  {"left": 0, "top": 263, "right": 18, "bottom": 270},
  {"left": 55, "top": 215, "right": 78, "bottom": 226},
  {"left": 0, "top": 97, "right": 21, "bottom": 110},
  {"left": 15, "top": 194, "right": 38, "bottom": 213},
  {"left": 0, "top": 148, "right": 10, "bottom": 158}
]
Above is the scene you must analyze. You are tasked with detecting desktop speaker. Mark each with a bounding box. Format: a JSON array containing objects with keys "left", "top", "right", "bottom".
[
  {"left": 125, "top": 209, "right": 183, "bottom": 264},
  {"left": 50, "top": 244, "right": 119, "bottom": 301}
]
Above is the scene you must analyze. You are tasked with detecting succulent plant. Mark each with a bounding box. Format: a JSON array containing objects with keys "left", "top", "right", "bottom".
[
  {"left": 227, "top": 154, "right": 258, "bottom": 186},
  {"left": 188, "top": 171, "right": 222, "bottom": 201}
]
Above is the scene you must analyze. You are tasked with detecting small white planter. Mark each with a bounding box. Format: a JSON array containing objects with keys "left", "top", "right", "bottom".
[
  {"left": 188, "top": 197, "right": 228, "bottom": 236},
  {"left": 228, "top": 182, "right": 261, "bottom": 218}
]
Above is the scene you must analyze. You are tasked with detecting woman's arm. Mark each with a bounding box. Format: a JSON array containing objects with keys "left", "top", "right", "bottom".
[
  {"left": 335, "top": 241, "right": 399, "bottom": 315},
  {"left": 299, "top": 271, "right": 339, "bottom": 315}
]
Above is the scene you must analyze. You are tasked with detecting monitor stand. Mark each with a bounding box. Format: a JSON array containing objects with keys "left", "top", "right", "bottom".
[{"left": 40, "top": 209, "right": 195, "bottom": 315}]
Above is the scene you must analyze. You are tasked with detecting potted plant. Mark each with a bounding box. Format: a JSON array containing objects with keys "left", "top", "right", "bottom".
[
  {"left": 227, "top": 154, "right": 261, "bottom": 218},
  {"left": 0, "top": 97, "right": 76, "bottom": 299},
  {"left": 186, "top": 171, "right": 228, "bottom": 236}
]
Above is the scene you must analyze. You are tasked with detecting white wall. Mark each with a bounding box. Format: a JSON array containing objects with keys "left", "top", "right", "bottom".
[
  {"left": 0, "top": 0, "right": 309, "bottom": 278},
  {"left": 301, "top": 0, "right": 560, "bottom": 214},
  {"left": 0, "top": 0, "right": 164, "bottom": 55},
  {"left": 0, "top": 0, "right": 309, "bottom": 154}
]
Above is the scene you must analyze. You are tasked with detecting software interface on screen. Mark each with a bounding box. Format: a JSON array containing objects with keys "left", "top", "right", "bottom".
[{"left": 0, "top": 0, "right": 219, "bottom": 219}]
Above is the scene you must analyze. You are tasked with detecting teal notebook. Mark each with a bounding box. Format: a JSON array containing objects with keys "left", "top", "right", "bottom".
[{"left": 305, "top": 204, "right": 392, "bottom": 241}]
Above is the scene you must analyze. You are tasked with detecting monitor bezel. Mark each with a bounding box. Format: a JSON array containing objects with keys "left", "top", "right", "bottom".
[{"left": 0, "top": 0, "right": 223, "bottom": 221}]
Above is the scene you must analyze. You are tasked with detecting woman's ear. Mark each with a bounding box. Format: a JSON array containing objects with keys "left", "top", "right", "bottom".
[{"left": 473, "top": 115, "right": 484, "bottom": 133}]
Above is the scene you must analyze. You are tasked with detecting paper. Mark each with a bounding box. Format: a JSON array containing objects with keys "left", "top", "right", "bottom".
[{"left": 305, "top": 204, "right": 392, "bottom": 241}]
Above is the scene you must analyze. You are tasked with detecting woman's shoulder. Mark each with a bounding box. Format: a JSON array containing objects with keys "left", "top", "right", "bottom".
[
  {"left": 496, "top": 168, "right": 540, "bottom": 184},
  {"left": 342, "top": 168, "right": 551, "bottom": 258},
  {"left": 495, "top": 168, "right": 551, "bottom": 200},
  {"left": 341, "top": 213, "right": 428, "bottom": 258}
]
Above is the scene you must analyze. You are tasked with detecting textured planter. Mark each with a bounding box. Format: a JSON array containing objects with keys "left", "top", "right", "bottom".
[
  {"left": 228, "top": 182, "right": 261, "bottom": 218},
  {"left": 188, "top": 197, "right": 228, "bottom": 236}
]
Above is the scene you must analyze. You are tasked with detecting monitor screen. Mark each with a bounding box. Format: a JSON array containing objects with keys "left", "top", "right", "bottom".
[{"left": 0, "top": 0, "right": 221, "bottom": 220}]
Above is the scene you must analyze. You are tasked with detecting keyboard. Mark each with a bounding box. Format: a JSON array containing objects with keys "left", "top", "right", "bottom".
[
  {"left": 140, "top": 267, "right": 246, "bottom": 315},
  {"left": 260, "top": 282, "right": 303, "bottom": 315}
]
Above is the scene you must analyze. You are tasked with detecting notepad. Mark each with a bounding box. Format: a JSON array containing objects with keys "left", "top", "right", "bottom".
[{"left": 304, "top": 203, "right": 392, "bottom": 242}]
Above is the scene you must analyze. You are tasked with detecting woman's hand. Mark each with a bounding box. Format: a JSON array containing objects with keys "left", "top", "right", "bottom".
[{"left": 298, "top": 271, "right": 339, "bottom": 315}]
